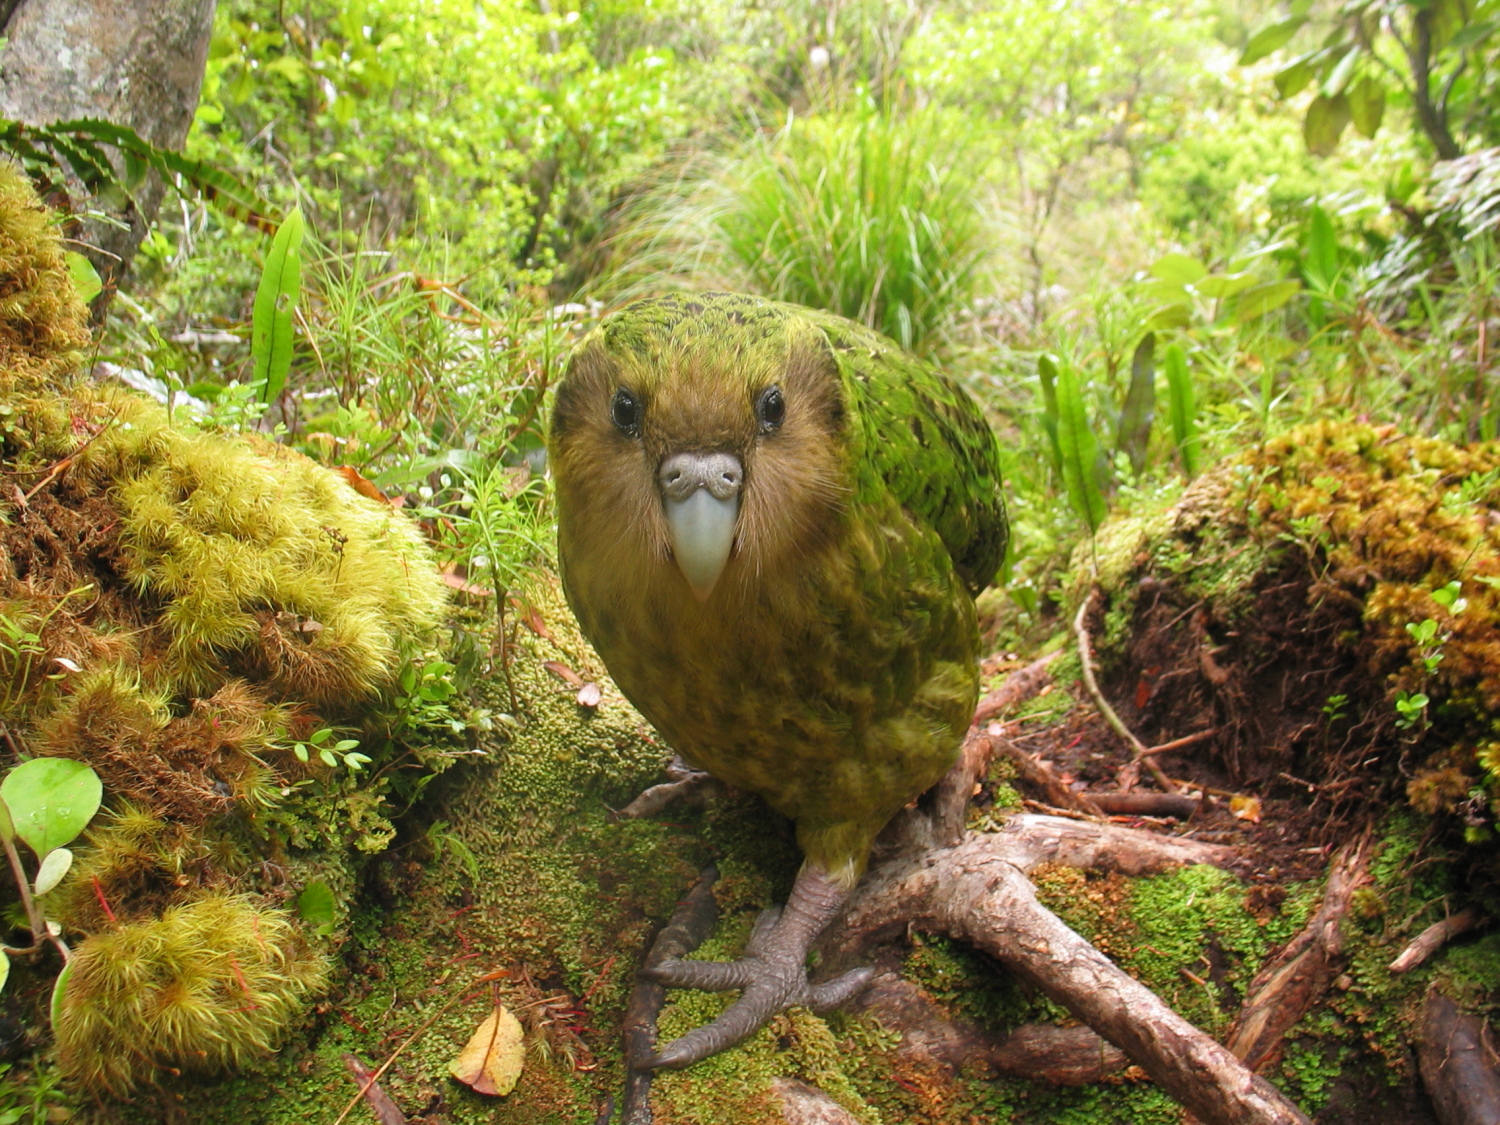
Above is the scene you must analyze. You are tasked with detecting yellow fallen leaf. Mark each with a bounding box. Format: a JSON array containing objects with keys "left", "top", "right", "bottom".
[
  {"left": 449, "top": 1003, "right": 524, "bottom": 1096},
  {"left": 1230, "top": 794, "right": 1262, "bottom": 823}
]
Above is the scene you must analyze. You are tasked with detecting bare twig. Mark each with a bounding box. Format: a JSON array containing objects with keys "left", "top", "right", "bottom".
[
  {"left": 990, "top": 732, "right": 1105, "bottom": 819},
  {"left": 330, "top": 978, "right": 482, "bottom": 1125},
  {"left": 1072, "top": 590, "right": 1178, "bottom": 793},
  {"left": 1390, "top": 908, "right": 1483, "bottom": 974},
  {"left": 1140, "top": 728, "right": 1220, "bottom": 757}
]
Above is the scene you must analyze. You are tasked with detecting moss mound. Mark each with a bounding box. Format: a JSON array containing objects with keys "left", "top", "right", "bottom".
[
  {"left": 1088, "top": 419, "right": 1500, "bottom": 852},
  {"left": 0, "top": 167, "right": 449, "bottom": 1097}
]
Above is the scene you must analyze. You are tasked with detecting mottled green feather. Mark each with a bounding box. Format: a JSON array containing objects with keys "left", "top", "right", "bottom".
[{"left": 550, "top": 292, "right": 1007, "bottom": 886}]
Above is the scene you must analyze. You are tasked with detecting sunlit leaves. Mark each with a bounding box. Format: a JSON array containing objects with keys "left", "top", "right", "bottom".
[{"left": 1239, "top": 16, "right": 1307, "bottom": 65}]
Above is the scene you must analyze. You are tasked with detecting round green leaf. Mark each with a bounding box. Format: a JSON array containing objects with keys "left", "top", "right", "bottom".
[
  {"left": 33, "top": 847, "right": 74, "bottom": 897},
  {"left": 0, "top": 759, "right": 103, "bottom": 858},
  {"left": 0, "top": 795, "right": 14, "bottom": 843}
]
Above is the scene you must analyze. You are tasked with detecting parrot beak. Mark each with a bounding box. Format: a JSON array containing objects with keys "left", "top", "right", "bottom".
[{"left": 659, "top": 452, "right": 743, "bottom": 602}]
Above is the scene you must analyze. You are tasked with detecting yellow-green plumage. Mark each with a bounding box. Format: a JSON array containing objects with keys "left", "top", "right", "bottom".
[{"left": 550, "top": 292, "right": 1006, "bottom": 888}]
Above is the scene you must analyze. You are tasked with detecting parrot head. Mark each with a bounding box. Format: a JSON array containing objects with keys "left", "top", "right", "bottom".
[{"left": 550, "top": 296, "right": 849, "bottom": 605}]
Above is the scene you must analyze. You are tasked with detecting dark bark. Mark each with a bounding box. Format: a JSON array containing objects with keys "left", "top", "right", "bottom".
[
  {"left": 1403, "top": 7, "right": 1464, "bottom": 160},
  {"left": 0, "top": 0, "right": 218, "bottom": 306},
  {"left": 1418, "top": 990, "right": 1500, "bottom": 1125}
]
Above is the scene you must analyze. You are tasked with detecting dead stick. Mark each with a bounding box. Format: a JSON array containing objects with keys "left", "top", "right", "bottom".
[
  {"left": 622, "top": 866, "right": 720, "bottom": 1125},
  {"left": 341, "top": 1055, "right": 408, "bottom": 1125},
  {"left": 1391, "top": 907, "right": 1482, "bottom": 973},
  {"left": 1140, "top": 728, "right": 1220, "bottom": 757},
  {"left": 1072, "top": 590, "right": 1178, "bottom": 793}
]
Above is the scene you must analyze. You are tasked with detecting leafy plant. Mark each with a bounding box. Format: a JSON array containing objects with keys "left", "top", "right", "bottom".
[
  {"left": 0, "top": 117, "right": 274, "bottom": 229},
  {"left": 288, "top": 727, "right": 369, "bottom": 773},
  {"left": 0, "top": 759, "right": 105, "bottom": 986},
  {"left": 1241, "top": 1, "right": 1500, "bottom": 159}
]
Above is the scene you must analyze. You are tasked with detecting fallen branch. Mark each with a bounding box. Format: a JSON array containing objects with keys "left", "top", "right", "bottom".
[
  {"left": 973, "top": 651, "right": 1061, "bottom": 726},
  {"left": 1073, "top": 591, "right": 1178, "bottom": 794},
  {"left": 342, "top": 1055, "right": 408, "bottom": 1125},
  {"left": 1225, "top": 833, "right": 1372, "bottom": 1072},
  {"left": 1089, "top": 792, "right": 1202, "bottom": 819},
  {"left": 616, "top": 758, "right": 724, "bottom": 820},
  {"left": 621, "top": 866, "right": 720, "bottom": 1125},
  {"left": 991, "top": 731, "right": 1105, "bottom": 819},
  {"left": 1418, "top": 989, "right": 1500, "bottom": 1125},
  {"left": 840, "top": 823, "right": 1305, "bottom": 1125},
  {"left": 1390, "top": 907, "right": 1482, "bottom": 974}
]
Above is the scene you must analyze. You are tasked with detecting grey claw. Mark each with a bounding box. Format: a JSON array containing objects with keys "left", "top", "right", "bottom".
[
  {"left": 644, "top": 956, "right": 756, "bottom": 991},
  {"left": 807, "top": 966, "right": 875, "bottom": 1013}
]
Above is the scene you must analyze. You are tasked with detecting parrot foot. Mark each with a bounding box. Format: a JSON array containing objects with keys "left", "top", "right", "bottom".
[{"left": 635, "top": 865, "right": 873, "bottom": 1070}]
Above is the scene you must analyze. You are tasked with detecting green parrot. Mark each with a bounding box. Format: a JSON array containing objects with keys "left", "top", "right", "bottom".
[{"left": 549, "top": 292, "right": 1007, "bottom": 1069}]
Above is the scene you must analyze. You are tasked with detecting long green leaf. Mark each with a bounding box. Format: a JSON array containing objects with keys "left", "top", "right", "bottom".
[
  {"left": 1037, "top": 352, "right": 1063, "bottom": 475},
  {"left": 48, "top": 118, "right": 277, "bottom": 231},
  {"left": 1117, "top": 332, "right": 1157, "bottom": 475},
  {"left": 252, "top": 207, "right": 306, "bottom": 403},
  {"left": 1304, "top": 205, "right": 1338, "bottom": 293},
  {"left": 1163, "top": 343, "right": 1200, "bottom": 478},
  {"left": 1055, "top": 359, "right": 1107, "bottom": 535}
]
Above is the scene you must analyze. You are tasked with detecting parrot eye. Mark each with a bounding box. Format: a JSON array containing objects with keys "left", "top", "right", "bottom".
[
  {"left": 610, "top": 388, "right": 642, "bottom": 435},
  {"left": 756, "top": 386, "right": 785, "bottom": 433}
]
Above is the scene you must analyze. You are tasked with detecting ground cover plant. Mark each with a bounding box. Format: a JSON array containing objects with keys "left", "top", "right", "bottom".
[{"left": 1, "top": 0, "right": 1500, "bottom": 1121}]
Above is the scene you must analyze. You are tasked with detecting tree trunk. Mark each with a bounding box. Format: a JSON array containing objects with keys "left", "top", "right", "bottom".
[{"left": 0, "top": 0, "right": 218, "bottom": 306}]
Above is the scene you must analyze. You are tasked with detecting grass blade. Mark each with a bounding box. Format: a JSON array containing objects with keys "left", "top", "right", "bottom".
[{"left": 1037, "top": 352, "right": 1063, "bottom": 475}]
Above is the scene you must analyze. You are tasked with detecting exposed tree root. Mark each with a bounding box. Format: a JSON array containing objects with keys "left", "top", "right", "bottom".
[
  {"left": 1390, "top": 907, "right": 1483, "bottom": 974},
  {"left": 621, "top": 866, "right": 721, "bottom": 1125},
  {"left": 848, "top": 970, "right": 1129, "bottom": 1085},
  {"left": 1418, "top": 989, "right": 1500, "bottom": 1125},
  {"left": 1089, "top": 792, "right": 1203, "bottom": 818},
  {"left": 839, "top": 819, "right": 1310, "bottom": 1125},
  {"left": 1224, "top": 834, "right": 1372, "bottom": 1072},
  {"left": 771, "top": 1077, "right": 865, "bottom": 1124}
]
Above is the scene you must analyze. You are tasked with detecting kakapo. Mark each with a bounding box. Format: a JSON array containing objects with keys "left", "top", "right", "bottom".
[{"left": 549, "top": 292, "right": 1006, "bottom": 1068}]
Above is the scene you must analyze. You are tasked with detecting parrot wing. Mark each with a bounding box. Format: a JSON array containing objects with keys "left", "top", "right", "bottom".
[{"left": 806, "top": 309, "right": 1008, "bottom": 595}]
